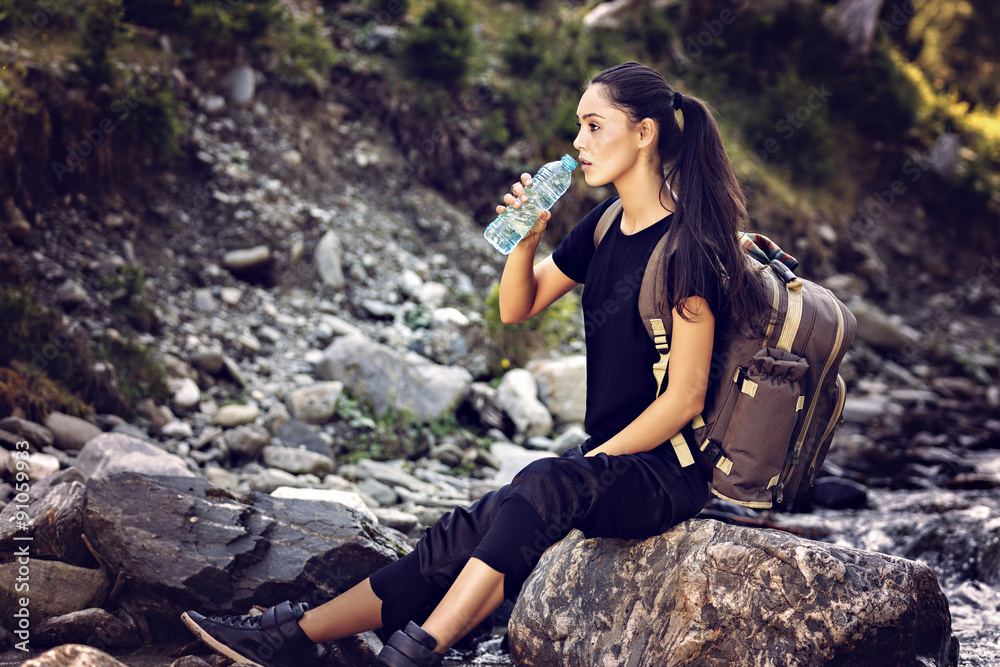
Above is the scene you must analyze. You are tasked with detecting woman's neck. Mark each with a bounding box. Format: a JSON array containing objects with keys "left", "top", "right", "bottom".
[{"left": 615, "top": 167, "right": 674, "bottom": 235}]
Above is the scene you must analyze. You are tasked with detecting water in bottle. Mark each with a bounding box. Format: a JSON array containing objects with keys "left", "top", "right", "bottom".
[{"left": 484, "top": 154, "right": 578, "bottom": 254}]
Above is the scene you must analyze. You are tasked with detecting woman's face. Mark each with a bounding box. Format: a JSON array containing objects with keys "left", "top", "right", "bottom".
[{"left": 573, "top": 84, "right": 643, "bottom": 187}]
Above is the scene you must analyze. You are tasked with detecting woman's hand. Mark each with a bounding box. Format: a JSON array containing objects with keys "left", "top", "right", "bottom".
[{"left": 496, "top": 173, "right": 551, "bottom": 247}]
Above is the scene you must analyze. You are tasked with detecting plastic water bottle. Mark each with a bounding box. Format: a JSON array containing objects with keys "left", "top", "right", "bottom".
[{"left": 484, "top": 154, "right": 578, "bottom": 254}]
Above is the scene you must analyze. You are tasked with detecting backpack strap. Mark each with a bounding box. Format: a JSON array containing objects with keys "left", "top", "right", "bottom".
[{"left": 592, "top": 198, "right": 623, "bottom": 248}]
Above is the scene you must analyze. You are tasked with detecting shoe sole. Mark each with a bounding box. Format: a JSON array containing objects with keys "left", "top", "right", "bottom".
[{"left": 181, "top": 611, "right": 265, "bottom": 667}]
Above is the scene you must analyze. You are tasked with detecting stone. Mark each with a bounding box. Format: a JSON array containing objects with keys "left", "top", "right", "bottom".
[
  {"left": 172, "top": 377, "right": 201, "bottom": 409},
  {"left": 229, "top": 64, "right": 256, "bottom": 106},
  {"left": 264, "top": 402, "right": 292, "bottom": 435},
  {"left": 285, "top": 381, "right": 344, "bottom": 424},
  {"left": 372, "top": 507, "right": 420, "bottom": 534},
  {"left": 325, "top": 630, "right": 384, "bottom": 665},
  {"left": 0, "top": 417, "right": 54, "bottom": 448},
  {"left": 190, "top": 350, "right": 225, "bottom": 375},
  {"left": 160, "top": 420, "right": 194, "bottom": 439},
  {"left": 248, "top": 468, "right": 303, "bottom": 493},
  {"left": 849, "top": 298, "right": 920, "bottom": 353},
  {"left": 315, "top": 230, "right": 346, "bottom": 289},
  {"left": 496, "top": 369, "right": 553, "bottom": 442},
  {"left": 0, "top": 560, "right": 109, "bottom": 624},
  {"left": 465, "top": 382, "right": 513, "bottom": 433},
  {"left": 316, "top": 335, "right": 472, "bottom": 422},
  {"left": 361, "top": 477, "right": 399, "bottom": 506},
  {"left": 276, "top": 419, "right": 330, "bottom": 456},
  {"left": 82, "top": 473, "right": 407, "bottom": 629},
  {"left": 21, "top": 644, "right": 130, "bottom": 667},
  {"left": 73, "top": 433, "right": 194, "bottom": 480},
  {"left": 204, "top": 465, "right": 240, "bottom": 491},
  {"left": 34, "top": 608, "right": 143, "bottom": 649},
  {"left": 510, "top": 521, "right": 956, "bottom": 666},
  {"left": 43, "top": 412, "right": 102, "bottom": 451},
  {"left": 193, "top": 288, "right": 217, "bottom": 312},
  {"left": 0, "top": 468, "right": 92, "bottom": 566},
  {"left": 7, "top": 451, "right": 60, "bottom": 480},
  {"left": 54, "top": 279, "right": 88, "bottom": 308},
  {"left": 551, "top": 425, "right": 590, "bottom": 455},
  {"left": 262, "top": 446, "right": 335, "bottom": 476},
  {"left": 355, "top": 459, "right": 439, "bottom": 497},
  {"left": 212, "top": 403, "right": 260, "bottom": 427},
  {"left": 224, "top": 423, "right": 271, "bottom": 458},
  {"left": 811, "top": 476, "right": 869, "bottom": 510},
  {"left": 219, "top": 286, "right": 243, "bottom": 305},
  {"left": 271, "top": 487, "right": 376, "bottom": 523},
  {"left": 527, "top": 355, "right": 587, "bottom": 425},
  {"left": 222, "top": 245, "right": 270, "bottom": 271},
  {"left": 490, "top": 442, "right": 555, "bottom": 486}
]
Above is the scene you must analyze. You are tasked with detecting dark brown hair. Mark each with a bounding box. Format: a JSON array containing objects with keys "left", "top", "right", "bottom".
[{"left": 589, "top": 61, "right": 769, "bottom": 334}]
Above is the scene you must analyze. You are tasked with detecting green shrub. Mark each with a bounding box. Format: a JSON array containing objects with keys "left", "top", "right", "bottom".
[
  {"left": 78, "top": 0, "right": 125, "bottom": 87},
  {"left": 96, "top": 335, "right": 169, "bottom": 416},
  {"left": 401, "top": 0, "right": 475, "bottom": 87},
  {"left": 261, "top": 15, "right": 340, "bottom": 91},
  {"left": 483, "top": 282, "right": 580, "bottom": 372}
]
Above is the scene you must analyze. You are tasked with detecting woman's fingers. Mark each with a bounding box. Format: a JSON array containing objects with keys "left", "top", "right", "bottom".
[{"left": 497, "top": 173, "right": 534, "bottom": 214}]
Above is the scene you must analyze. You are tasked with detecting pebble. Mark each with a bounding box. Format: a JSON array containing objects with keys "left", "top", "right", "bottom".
[{"left": 212, "top": 403, "right": 260, "bottom": 427}]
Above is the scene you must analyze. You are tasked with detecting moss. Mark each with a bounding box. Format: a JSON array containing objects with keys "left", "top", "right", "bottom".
[
  {"left": 0, "top": 364, "right": 92, "bottom": 422},
  {"left": 95, "top": 335, "right": 170, "bottom": 417},
  {"left": 483, "top": 282, "right": 580, "bottom": 373}
]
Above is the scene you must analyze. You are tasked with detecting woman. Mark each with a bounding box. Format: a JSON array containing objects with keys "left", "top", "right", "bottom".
[{"left": 182, "top": 61, "right": 771, "bottom": 667}]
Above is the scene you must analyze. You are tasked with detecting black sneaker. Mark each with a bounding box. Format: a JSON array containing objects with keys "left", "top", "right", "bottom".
[
  {"left": 181, "top": 601, "right": 318, "bottom": 667},
  {"left": 374, "top": 621, "right": 442, "bottom": 667}
]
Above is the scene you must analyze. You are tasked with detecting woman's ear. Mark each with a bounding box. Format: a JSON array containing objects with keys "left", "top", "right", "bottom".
[{"left": 637, "top": 118, "right": 657, "bottom": 149}]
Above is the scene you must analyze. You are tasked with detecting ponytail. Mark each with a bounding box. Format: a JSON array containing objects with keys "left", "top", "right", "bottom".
[{"left": 589, "top": 62, "right": 769, "bottom": 335}]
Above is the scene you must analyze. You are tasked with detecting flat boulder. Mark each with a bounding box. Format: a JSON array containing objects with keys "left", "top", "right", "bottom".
[
  {"left": 73, "top": 433, "right": 194, "bottom": 480},
  {"left": 82, "top": 473, "right": 408, "bottom": 634},
  {"left": 510, "top": 520, "right": 957, "bottom": 666}
]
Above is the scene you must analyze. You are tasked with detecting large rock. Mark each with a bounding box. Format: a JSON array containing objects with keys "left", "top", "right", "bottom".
[
  {"left": 849, "top": 298, "right": 920, "bottom": 354},
  {"left": 34, "top": 608, "right": 143, "bottom": 650},
  {"left": 495, "top": 369, "right": 553, "bottom": 442},
  {"left": 510, "top": 521, "right": 956, "bottom": 667},
  {"left": 21, "top": 644, "right": 128, "bottom": 667},
  {"left": 82, "top": 473, "right": 408, "bottom": 634},
  {"left": 316, "top": 335, "right": 472, "bottom": 421},
  {"left": 43, "top": 412, "right": 102, "bottom": 451},
  {"left": 73, "top": 433, "right": 194, "bottom": 480},
  {"left": 0, "top": 468, "right": 92, "bottom": 566},
  {"left": 527, "top": 355, "right": 587, "bottom": 425},
  {"left": 0, "top": 560, "right": 109, "bottom": 624}
]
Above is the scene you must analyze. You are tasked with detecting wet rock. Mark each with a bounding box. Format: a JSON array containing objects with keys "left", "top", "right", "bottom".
[
  {"left": 496, "top": 369, "right": 553, "bottom": 443},
  {"left": 316, "top": 335, "right": 471, "bottom": 421},
  {"left": 528, "top": 355, "right": 587, "bottom": 425},
  {"left": 34, "top": 608, "right": 143, "bottom": 649},
  {"left": 0, "top": 468, "right": 92, "bottom": 566},
  {"left": 510, "top": 522, "right": 957, "bottom": 666},
  {"left": 82, "top": 473, "right": 408, "bottom": 632},
  {"left": 262, "top": 446, "right": 335, "bottom": 476},
  {"left": 21, "top": 644, "right": 129, "bottom": 667},
  {"left": 211, "top": 403, "right": 260, "bottom": 427},
  {"left": 44, "top": 412, "right": 102, "bottom": 451},
  {"left": 0, "top": 560, "right": 109, "bottom": 624},
  {"left": 74, "top": 433, "right": 194, "bottom": 480},
  {"left": 0, "top": 417, "right": 54, "bottom": 448},
  {"left": 285, "top": 381, "right": 344, "bottom": 424}
]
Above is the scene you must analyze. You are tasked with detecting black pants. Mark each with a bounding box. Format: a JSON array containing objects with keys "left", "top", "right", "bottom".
[{"left": 369, "top": 443, "right": 711, "bottom": 628}]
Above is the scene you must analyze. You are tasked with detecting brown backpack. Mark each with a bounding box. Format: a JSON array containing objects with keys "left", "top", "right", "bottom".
[{"left": 594, "top": 199, "right": 857, "bottom": 508}]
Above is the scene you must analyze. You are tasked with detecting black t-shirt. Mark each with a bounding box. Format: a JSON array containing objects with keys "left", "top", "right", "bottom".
[{"left": 552, "top": 197, "right": 721, "bottom": 446}]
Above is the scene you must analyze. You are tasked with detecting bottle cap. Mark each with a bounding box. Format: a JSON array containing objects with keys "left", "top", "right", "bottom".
[{"left": 561, "top": 155, "right": 578, "bottom": 170}]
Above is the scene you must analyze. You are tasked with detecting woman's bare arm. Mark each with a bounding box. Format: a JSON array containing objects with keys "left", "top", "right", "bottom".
[{"left": 587, "top": 296, "right": 715, "bottom": 457}]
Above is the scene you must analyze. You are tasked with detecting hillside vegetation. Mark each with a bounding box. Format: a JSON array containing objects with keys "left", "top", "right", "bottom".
[{"left": 1, "top": 0, "right": 998, "bottom": 416}]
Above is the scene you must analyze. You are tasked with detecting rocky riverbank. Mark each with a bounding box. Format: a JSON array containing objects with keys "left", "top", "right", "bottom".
[{"left": 2, "top": 40, "right": 1000, "bottom": 666}]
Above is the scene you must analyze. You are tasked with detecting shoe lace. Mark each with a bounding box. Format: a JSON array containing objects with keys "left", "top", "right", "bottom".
[{"left": 219, "top": 614, "right": 260, "bottom": 629}]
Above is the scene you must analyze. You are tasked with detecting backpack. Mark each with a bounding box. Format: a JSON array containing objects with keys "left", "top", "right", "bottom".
[{"left": 594, "top": 199, "right": 857, "bottom": 509}]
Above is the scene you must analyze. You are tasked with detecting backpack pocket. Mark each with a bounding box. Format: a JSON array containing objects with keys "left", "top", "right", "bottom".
[{"left": 710, "top": 347, "right": 809, "bottom": 508}]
